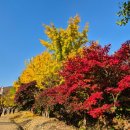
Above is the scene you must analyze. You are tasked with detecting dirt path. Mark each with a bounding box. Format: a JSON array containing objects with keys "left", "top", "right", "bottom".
[
  {"left": 2, "top": 111, "right": 77, "bottom": 130},
  {"left": 24, "top": 116, "right": 76, "bottom": 130},
  {"left": 0, "top": 116, "right": 22, "bottom": 130}
]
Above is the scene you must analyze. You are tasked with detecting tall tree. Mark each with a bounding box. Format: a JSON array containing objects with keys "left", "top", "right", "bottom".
[{"left": 40, "top": 15, "right": 88, "bottom": 61}]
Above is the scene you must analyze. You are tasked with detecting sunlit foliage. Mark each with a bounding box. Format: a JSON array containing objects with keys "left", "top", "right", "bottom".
[
  {"left": 20, "top": 52, "right": 61, "bottom": 89},
  {"left": 40, "top": 15, "right": 88, "bottom": 61}
]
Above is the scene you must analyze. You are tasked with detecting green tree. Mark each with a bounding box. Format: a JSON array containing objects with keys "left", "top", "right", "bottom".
[{"left": 117, "top": 1, "right": 130, "bottom": 26}]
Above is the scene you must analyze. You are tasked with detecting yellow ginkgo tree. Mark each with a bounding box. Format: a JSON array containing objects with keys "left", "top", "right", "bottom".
[{"left": 40, "top": 15, "right": 88, "bottom": 61}]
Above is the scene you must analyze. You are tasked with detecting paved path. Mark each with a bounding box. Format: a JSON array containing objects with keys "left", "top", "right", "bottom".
[{"left": 0, "top": 116, "right": 22, "bottom": 130}]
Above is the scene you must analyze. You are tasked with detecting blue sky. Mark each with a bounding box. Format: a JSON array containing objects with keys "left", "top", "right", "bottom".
[{"left": 0, "top": 0, "right": 129, "bottom": 86}]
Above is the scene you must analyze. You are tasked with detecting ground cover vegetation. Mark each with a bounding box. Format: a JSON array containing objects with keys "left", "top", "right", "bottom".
[{"left": 12, "top": 16, "right": 130, "bottom": 129}]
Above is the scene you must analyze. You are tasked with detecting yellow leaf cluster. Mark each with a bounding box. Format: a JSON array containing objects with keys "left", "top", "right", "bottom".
[
  {"left": 2, "top": 87, "right": 16, "bottom": 107},
  {"left": 40, "top": 15, "right": 88, "bottom": 61},
  {"left": 13, "top": 78, "right": 21, "bottom": 91},
  {"left": 19, "top": 52, "right": 61, "bottom": 89}
]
